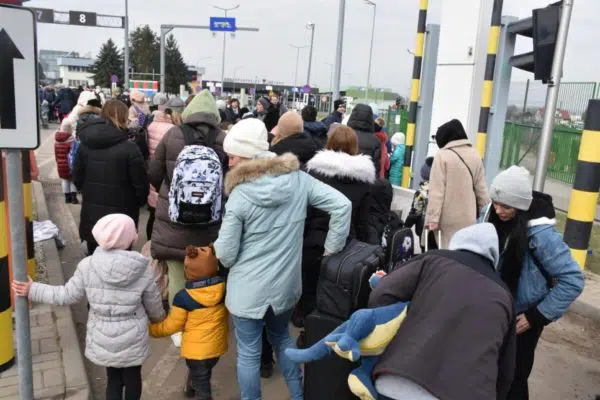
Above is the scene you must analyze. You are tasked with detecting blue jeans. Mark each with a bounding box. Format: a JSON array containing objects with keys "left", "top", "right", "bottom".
[{"left": 232, "top": 308, "right": 303, "bottom": 400}]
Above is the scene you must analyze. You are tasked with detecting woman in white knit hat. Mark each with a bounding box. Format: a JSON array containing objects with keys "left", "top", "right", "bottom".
[
  {"left": 482, "top": 166, "right": 584, "bottom": 399},
  {"left": 214, "top": 118, "right": 352, "bottom": 400}
]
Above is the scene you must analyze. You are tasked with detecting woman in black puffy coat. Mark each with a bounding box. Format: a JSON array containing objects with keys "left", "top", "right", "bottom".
[
  {"left": 72, "top": 99, "right": 149, "bottom": 255},
  {"left": 297, "top": 125, "right": 377, "bottom": 328}
]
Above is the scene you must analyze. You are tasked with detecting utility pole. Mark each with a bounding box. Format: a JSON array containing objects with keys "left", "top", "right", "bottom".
[
  {"left": 212, "top": 4, "right": 240, "bottom": 90},
  {"left": 123, "top": 0, "right": 129, "bottom": 89},
  {"left": 364, "top": 0, "right": 376, "bottom": 101},
  {"left": 159, "top": 26, "right": 172, "bottom": 93},
  {"left": 290, "top": 44, "right": 307, "bottom": 104},
  {"left": 333, "top": 0, "right": 346, "bottom": 102},
  {"left": 306, "top": 22, "right": 315, "bottom": 86},
  {"left": 532, "top": 0, "right": 574, "bottom": 191}
]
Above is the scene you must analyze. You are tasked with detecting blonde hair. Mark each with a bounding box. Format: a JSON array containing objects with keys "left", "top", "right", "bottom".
[
  {"left": 101, "top": 100, "right": 129, "bottom": 130},
  {"left": 171, "top": 112, "right": 183, "bottom": 126}
]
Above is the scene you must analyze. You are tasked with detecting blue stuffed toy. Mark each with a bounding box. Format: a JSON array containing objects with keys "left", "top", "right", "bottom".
[{"left": 285, "top": 272, "right": 407, "bottom": 400}]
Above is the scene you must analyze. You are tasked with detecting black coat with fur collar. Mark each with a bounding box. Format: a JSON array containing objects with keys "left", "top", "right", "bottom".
[{"left": 304, "top": 150, "right": 377, "bottom": 248}]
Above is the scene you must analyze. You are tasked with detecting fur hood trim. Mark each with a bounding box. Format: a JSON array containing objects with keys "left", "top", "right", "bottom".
[
  {"left": 306, "top": 150, "right": 376, "bottom": 184},
  {"left": 225, "top": 152, "right": 300, "bottom": 195},
  {"left": 79, "top": 105, "right": 102, "bottom": 116}
]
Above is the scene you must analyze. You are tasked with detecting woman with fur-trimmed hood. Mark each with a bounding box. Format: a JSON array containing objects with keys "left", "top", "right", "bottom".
[
  {"left": 214, "top": 118, "right": 351, "bottom": 400},
  {"left": 297, "top": 124, "right": 377, "bottom": 325}
]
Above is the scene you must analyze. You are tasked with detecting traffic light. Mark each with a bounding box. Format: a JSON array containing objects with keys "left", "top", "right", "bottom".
[{"left": 508, "top": 1, "right": 561, "bottom": 82}]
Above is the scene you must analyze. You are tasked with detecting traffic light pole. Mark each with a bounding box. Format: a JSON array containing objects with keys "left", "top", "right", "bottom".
[{"left": 532, "top": 0, "right": 574, "bottom": 191}]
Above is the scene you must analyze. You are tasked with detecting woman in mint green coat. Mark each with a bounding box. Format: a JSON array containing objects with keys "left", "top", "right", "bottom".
[{"left": 214, "top": 118, "right": 351, "bottom": 400}]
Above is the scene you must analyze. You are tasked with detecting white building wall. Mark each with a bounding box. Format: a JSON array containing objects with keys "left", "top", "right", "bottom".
[
  {"left": 429, "top": 0, "right": 493, "bottom": 142},
  {"left": 58, "top": 66, "right": 94, "bottom": 87}
]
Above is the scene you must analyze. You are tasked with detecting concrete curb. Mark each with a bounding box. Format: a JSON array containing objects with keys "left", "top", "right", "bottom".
[
  {"left": 568, "top": 271, "right": 600, "bottom": 323},
  {"left": 32, "top": 181, "right": 90, "bottom": 400}
]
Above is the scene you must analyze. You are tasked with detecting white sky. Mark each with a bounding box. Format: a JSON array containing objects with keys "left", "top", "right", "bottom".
[{"left": 26, "top": 0, "right": 600, "bottom": 94}]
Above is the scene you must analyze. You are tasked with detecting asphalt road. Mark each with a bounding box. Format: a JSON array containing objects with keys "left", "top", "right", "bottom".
[{"left": 35, "top": 124, "right": 600, "bottom": 400}]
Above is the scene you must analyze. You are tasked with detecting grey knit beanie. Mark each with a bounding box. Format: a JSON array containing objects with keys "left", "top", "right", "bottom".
[{"left": 489, "top": 166, "right": 533, "bottom": 211}]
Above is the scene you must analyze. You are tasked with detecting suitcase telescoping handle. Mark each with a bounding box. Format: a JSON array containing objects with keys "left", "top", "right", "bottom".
[{"left": 424, "top": 229, "right": 443, "bottom": 252}]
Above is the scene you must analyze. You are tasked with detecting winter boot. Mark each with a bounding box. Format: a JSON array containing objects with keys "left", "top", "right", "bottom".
[
  {"left": 65, "top": 193, "right": 71, "bottom": 204},
  {"left": 70, "top": 192, "right": 79, "bottom": 204}
]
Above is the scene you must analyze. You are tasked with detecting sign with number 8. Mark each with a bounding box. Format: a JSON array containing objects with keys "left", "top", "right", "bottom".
[{"left": 69, "top": 11, "right": 96, "bottom": 26}]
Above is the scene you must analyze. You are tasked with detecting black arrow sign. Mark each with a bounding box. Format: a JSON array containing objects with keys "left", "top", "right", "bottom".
[{"left": 0, "top": 29, "right": 24, "bottom": 130}]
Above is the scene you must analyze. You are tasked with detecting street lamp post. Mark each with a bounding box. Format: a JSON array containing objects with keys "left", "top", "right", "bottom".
[
  {"left": 124, "top": 0, "right": 130, "bottom": 89},
  {"left": 333, "top": 0, "right": 346, "bottom": 102},
  {"left": 364, "top": 0, "right": 376, "bottom": 101},
  {"left": 326, "top": 62, "right": 334, "bottom": 112},
  {"left": 212, "top": 4, "right": 240, "bottom": 90},
  {"left": 290, "top": 44, "right": 307, "bottom": 103},
  {"left": 306, "top": 22, "right": 316, "bottom": 86}
]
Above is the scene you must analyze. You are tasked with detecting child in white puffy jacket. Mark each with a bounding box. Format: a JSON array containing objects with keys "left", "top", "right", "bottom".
[{"left": 13, "top": 214, "right": 165, "bottom": 400}]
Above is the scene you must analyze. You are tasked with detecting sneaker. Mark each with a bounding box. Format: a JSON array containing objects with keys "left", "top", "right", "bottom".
[
  {"left": 171, "top": 332, "right": 182, "bottom": 348},
  {"left": 260, "top": 360, "right": 273, "bottom": 379}
]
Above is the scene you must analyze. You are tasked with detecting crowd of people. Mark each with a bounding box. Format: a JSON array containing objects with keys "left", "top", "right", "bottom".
[{"left": 11, "top": 87, "right": 586, "bottom": 400}]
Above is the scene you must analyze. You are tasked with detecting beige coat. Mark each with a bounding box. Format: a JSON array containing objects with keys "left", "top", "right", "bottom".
[{"left": 425, "top": 139, "right": 489, "bottom": 248}]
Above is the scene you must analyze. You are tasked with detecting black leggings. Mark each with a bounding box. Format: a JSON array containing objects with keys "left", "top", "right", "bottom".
[
  {"left": 106, "top": 365, "right": 142, "bottom": 400},
  {"left": 508, "top": 324, "right": 544, "bottom": 400},
  {"left": 186, "top": 358, "right": 219, "bottom": 400}
]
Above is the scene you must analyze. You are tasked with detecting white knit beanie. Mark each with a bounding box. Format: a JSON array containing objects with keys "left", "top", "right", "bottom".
[
  {"left": 391, "top": 132, "right": 405, "bottom": 146},
  {"left": 223, "top": 119, "right": 270, "bottom": 159},
  {"left": 489, "top": 166, "right": 533, "bottom": 211}
]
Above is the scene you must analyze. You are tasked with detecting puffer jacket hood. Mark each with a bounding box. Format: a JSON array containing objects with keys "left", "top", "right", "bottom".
[
  {"left": 527, "top": 191, "right": 556, "bottom": 227},
  {"left": 187, "top": 279, "right": 226, "bottom": 307},
  {"left": 448, "top": 223, "right": 500, "bottom": 268},
  {"left": 78, "top": 118, "right": 128, "bottom": 150},
  {"left": 306, "top": 150, "right": 376, "bottom": 184},
  {"left": 91, "top": 249, "right": 149, "bottom": 287},
  {"left": 225, "top": 152, "right": 300, "bottom": 195},
  {"left": 347, "top": 104, "right": 375, "bottom": 133},
  {"left": 225, "top": 153, "right": 300, "bottom": 207}
]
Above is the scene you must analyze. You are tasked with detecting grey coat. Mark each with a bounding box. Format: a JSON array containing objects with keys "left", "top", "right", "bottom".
[{"left": 29, "top": 249, "right": 165, "bottom": 368}]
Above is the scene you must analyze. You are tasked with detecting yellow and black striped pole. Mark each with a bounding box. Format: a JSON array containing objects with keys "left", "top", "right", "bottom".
[
  {"left": 401, "top": 0, "right": 428, "bottom": 188},
  {"left": 21, "top": 151, "right": 35, "bottom": 280},
  {"left": 0, "top": 157, "right": 15, "bottom": 372},
  {"left": 475, "top": 0, "right": 504, "bottom": 158},
  {"left": 564, "top": 99, "right": 600, "bottom": 269}
]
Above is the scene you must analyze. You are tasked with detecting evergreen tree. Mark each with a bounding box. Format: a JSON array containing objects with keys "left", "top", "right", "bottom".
[
  {"left": 130, "top": 25, "right": 160, "bottom": 76},
  {"left": 90, "top": 39, "right": 123, "bottom": 88},
  {"left": 165, "top": 34, "right": 189, "bottom": 94}
]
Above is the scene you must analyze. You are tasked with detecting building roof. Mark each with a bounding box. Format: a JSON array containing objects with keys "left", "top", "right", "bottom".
[{"left": 57, "top": 57, "right": 94, "bottom": 67}]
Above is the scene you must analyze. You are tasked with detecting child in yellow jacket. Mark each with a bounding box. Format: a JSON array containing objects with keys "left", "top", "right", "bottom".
[{"left": 150, "top": 245, "right": 228, "bottom": 399}]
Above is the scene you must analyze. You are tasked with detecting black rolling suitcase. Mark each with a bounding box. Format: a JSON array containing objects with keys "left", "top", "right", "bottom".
[
  {"left": 303, "top": 311, "right": 359, "bottom": 400},
  {"left": 315, "top": 239, "right": 385, "bottom": 320},
  {"left": 303, "top": 240, "right": 385, "bottom": 399}
]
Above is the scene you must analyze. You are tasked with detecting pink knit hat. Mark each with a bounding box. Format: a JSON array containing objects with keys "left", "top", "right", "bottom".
[{"left": 92, "top": 214, "right": 138, "bottom": 250}]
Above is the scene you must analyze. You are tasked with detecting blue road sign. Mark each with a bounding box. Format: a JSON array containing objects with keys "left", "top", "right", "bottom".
[{"left": 209, "top": 17, "right": 236, "bottom": 32}]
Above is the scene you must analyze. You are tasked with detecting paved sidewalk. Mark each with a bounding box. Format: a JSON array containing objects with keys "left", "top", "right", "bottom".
[{"left": 0, "top": 182, "right": 89, "bottom": 399}]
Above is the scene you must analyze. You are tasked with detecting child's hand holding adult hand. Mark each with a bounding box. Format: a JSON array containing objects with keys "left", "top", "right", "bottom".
[{"left": 11, "top": 277, "right": 33, "bottom": 297}]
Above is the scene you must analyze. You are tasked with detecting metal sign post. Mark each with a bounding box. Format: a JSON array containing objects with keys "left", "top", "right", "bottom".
[{"left": 0, "top": 5, "right": 39, "bottom": 398}]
